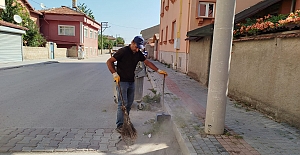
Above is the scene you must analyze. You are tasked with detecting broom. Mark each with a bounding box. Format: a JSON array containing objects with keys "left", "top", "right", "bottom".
[{"left": 117, "top": 82, "right": 137, "bottom": 141}]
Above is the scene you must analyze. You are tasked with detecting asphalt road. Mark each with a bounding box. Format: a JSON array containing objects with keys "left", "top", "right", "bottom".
[{"left": 0, "top": 58, "right": 115, "bottom": 129}]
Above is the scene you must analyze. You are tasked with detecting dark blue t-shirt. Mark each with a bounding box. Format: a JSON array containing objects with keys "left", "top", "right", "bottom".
[{"left": 113, "top": 45, "right": 146, "bottom": 82}]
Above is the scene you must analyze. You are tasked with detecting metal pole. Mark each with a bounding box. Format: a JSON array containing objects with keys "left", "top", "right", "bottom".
[
  {"left": 100, "top": 22, "right": 109, "bottom": 55},
  {"left": 101, "top": 24, "right": 103, "bottom": 55},
  {"left": 204, "top": 0, "right": 236, "bottom": 135},
  {"left": 116, "top": 34, "right": 118, "bottom": 47}
]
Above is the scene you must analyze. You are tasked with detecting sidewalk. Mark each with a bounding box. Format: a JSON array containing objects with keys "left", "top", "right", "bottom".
[
  {"left": 0, "top": 59, "right": 58, "bottom": 70},
  {"left": 146, "top": 60, "right": 300, "bottom": 155}
]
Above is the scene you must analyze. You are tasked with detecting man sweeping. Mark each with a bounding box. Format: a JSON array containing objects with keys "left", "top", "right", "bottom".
[{"left": 106, "top": 36, "right": 167, "bottom": 137}]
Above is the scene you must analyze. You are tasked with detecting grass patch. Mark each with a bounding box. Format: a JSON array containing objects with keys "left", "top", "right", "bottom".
[
  {"left": 143, "top": 121, "right": 162, "bottom": 135},
  {"left": 148, "top": 88, "right": 157, "bottom": 94},
  {"left": 173, "top": 116, "right": 187, "bottom": 128},
  {"left": 143, "top": 93, "right": 161, "bottom": 103},
  {"left": 233, "top": 135, "right": 243, "bottom": 139},
  {"left": 193, "top": 124, "right": 201, "bottom": 131}
]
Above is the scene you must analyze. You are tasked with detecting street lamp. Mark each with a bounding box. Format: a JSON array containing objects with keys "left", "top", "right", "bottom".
[{"left": 100, "top": 22, "right": 109, "bottom": 55}]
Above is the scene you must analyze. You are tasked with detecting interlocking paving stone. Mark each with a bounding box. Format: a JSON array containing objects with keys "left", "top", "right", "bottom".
[
  {"left": 147, "top": 61, "right": 300, "bottom": 155},
  {"left": 0, "top": 128, "right": 118, "bottom": 153}
]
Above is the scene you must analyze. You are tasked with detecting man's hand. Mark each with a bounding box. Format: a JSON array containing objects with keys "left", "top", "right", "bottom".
[
  {"left": 157, "top": 69, "right": 168, "bottom": 76},
  {"left": 113, "top": 72, "right": 120, "bottom": 83}
]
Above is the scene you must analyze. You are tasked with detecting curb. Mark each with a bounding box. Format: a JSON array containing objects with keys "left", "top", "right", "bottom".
[
  {"left": 0, "top": 61, "right": 59, "bottom": 71},
  {"left": 146, "top": 70, "right": 197, "bottom": 155}
]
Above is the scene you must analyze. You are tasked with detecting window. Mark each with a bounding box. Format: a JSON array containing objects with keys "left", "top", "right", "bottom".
[
  {"left": 165, "top": 0, "right": 169, "bottom": 11},
  {"left": 58, "top": 25, "right": 75, "bottom": 36},
  {"left": 84, "top": 28, "right": 88, "bottom": 37},
  {"left": 90, "top": 30, "right": 93, "bottom": 38},
  {"left": 165, "top": 26, "right": 168, "bottom": 43},
  {"left": 94, "top": 32, "right": 98, "bottom": 39},
  {"left": 160, "top": 0, "right": 165, "bottom": 17},
  {"left": 179, "top": 57, "right": 182, "bottom": 67},
  {"left": 172, "top": 21, "right": 176, "bottom": 39},
  {"left": 160, "top": 29, "right": 164, "bottom": 45},
  {"left": 198, "top": 2, "right": 215, "bottom": 18},
  {"left": 169, "top": 20, "right": 176, "bottom": 44}
]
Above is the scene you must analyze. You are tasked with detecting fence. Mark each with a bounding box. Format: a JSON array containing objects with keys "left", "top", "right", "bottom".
[{"left": 23, "top": 42, "right": 67, "bottom": 60}]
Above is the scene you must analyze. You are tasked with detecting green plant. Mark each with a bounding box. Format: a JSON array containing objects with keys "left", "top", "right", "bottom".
[
  {"left": 234, "top": 135, "right": 243, "bottom": 139},
  {"left": 77, "top": 3, "right": 95, "bottom": 19},
  {"left": 233, "top": 12, "right": 296, "bottom": 38},
  {"left": 0, "top": 0, "right": 46, "bottom": 47},
  {"left": 148, "top": 88, "right": 157, "bottom": 94},
  {"left": 142, "top": 93, "right": 161, "bottom": 103},
  {"left": 193, "top": 125, "right": 201, "bottom": 131},
  {"left": 143, "top": 122, "right": 161, "bottom": 135},
  {"left": 174, "top": 116, "right": 187, "bottom": 128}
]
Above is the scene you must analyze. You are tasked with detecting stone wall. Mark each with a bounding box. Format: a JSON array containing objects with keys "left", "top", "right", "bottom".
[
  {"left": 229, "top": 34, "right": 300, "bottom": 128},
  {"left": 187, "top": 36, "right": 212, "bottom": 86},
  {"left": 23, "top": 42, "right": 67, "bottom": 60},
  {"left": 187, "top": 31, "right": 300, "bottom": 128}
]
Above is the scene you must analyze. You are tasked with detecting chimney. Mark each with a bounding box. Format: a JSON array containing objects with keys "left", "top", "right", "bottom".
[{"left": 72, "top": 0, "right": 77, "bottom": 8}]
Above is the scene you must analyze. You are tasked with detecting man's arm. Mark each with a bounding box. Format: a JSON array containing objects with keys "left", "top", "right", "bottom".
[
  {"left": 144, "top": 59, "right": 158, "bottom": 71},
  {"left": 144, "top": 59, "right": 168, "bottom": 75},
  {"left": 106, "top": 57, "right": 117, "bottom": 74}
]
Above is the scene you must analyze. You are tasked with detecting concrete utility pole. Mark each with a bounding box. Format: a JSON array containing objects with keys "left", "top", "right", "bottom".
[
  {"left": 100, "top": 22, "right": 109, "bottom": 55},
  {"left": 205, "top": 0, "right": 236, "bottom": 135}
]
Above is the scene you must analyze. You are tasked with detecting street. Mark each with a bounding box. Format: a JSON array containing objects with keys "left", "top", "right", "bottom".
[{"left": 0, "top": 55, "right": 182, "bottom": 154}]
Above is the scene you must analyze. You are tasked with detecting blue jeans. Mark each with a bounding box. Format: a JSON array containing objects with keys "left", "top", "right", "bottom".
[{"left": 116, "top": 82, "right": 135, "bottom": 127}]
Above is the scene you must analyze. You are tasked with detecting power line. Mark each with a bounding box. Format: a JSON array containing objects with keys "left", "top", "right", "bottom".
[{"left": 110, "top": 23, "right": 142, "bottom": 30}]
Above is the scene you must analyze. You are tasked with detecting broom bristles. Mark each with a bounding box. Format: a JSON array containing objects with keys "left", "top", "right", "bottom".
[{"left": 120, "top": 110, "right": 137, "bottom": 140}]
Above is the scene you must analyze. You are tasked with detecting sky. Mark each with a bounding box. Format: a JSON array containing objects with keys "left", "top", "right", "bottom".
[{"left": 28, "top": 0, "right": 161, "bottom": 44}]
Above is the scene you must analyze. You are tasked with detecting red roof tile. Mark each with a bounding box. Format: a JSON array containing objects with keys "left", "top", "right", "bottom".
[
  {"left": 19, "top": 0, "right": 42, "bottom": 15},
  {"left": 39, "top": 6, "right": 100, "bottom": 26},
  {"left": 39, "top": 6, "right": 84, "bottom": 16},
  {"left": 0, "top": 20, "right": 28, "bottom": 30}
]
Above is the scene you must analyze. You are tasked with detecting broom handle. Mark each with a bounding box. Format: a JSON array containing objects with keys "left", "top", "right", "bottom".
[{"left": 117, "top": 82, "right": 126, "bottom": 108}]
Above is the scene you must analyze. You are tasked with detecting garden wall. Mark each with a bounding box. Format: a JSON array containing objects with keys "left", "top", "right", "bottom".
[
  {"left": 23, "top": 42, "right": 67, "bottom": 60},
  {"left": 229, "top": 31, "right": 300, "bottom": 128}
]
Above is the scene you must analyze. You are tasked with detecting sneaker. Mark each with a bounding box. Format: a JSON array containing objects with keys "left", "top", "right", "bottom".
[{"left": 115, "top": 125, "right": 123, "bottom": 133}]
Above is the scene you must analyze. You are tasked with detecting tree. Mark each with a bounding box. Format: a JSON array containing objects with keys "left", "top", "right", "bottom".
[
  {"left": 0, "top": 0, "right": 46, "bottom": 47},
  {"left": 0, "top": 0, "right": 19, "bottom": 23},
  {"left": 98, "top": 35, "right": 113, "bottom": 49},
  {"left": 77, "top": 3, "right": 95, "bottom": 20},
  {"left": 115, "top": 37, "right": 125, "bottom": 46}
]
